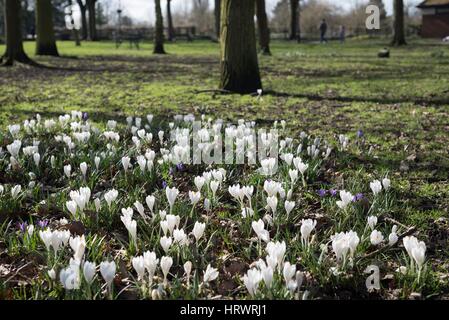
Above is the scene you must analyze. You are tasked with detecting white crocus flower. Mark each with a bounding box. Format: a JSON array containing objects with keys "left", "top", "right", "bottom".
[
  {"left": 173, "top": 228, "right": 188, "bottom": 246},
  {"left": 252, "top": 219, "right": 270, "bottom": 243},
  {"left": 370, "top": 180, "right": 382, "bottom": 195},
  {"left": 160, "top": 256, "right": 173, "bottom": 283},
  {"left": 100, "top": 261, "right": 116, "bottom": 290},
  {"left": 266, "top": 195, "right": 278, "bottom": 215},
  {"left": 94, "top": 156, "right": 101, "bottom": 170},
  {"left": 160, "top": 236, "right": 172, "bottom": 253},
  {"left": 367, "top": 216, "right": 378, "bottom": 230},
  {"left": 69, "top": 235, "right": 86, "bottom": 262},
  {"left": 266, "top": 241, "right": 286, "bottom": 269},
  {"left": 145, "top": 195, "right": 156, "bottom": 215},
  {"left": 184, "top": 261, "right": 192, "bottom": 285},
  {"left": 282, "top": 262, "right": 296, "bottom": 286},
  {"left": 64, "top": 164, "right": 71, "bottom": 179},
  {"left": 382, "top": 177, "right": 391, "bottom": 190},
  {"left": 165, "top": 187, "right": 179, "bottom": 214},
  {"left": 241, "top": 207, "right": 254, "bottom": 218},
  {"left": 336, "top": 190, "right": 353, "bottom": 210},
  {"left": 143, "top": 251, "right": 158, "bottom": 285},
  {"left": 194, "top": 176, "right": 205, "bottom": 191},
  {"left": 261, "top": 265, "right": 274, "bottom": 289},
  {"left": 134, "top": 201, "right": 146, "bottom": 218},
  {"left": 189, "top": 191, "right": 201, "bottom": 206},
  {"left": 284, "top": 200, "right": 295, "bottom": 216},
  {"left": 80, "top": 162, "right": 87, "bottom": 179},
  {"left": 7, "top": 140, "right": 22, "bottom": 157},
  {"left": 94, "top": 198, "right": 101, "bottom": 213},
  {"left": 203, "top": 264, "right": 219, "bottom": 283},
  {"left": 300, "top": 219, "right": 317, "bottom": 247},
  {"left": 27, "top": 225, "right": 34, "bottom": 236},
  {"left": 104, "top": 189, "right": 118, "bottom": 208},
  {"left": 370, "top": 230, "right": 384, "bottom": 245},
  {"left": 66, "top": 200, "right": 77, "bottom": 218},
  {"left": 121, "top": 156, "right": 131, "bottom": 172},
  {"left": 60, "top": 262, "right": 81, "bottom": 290},
  {"left": 192, "top": 222, "right": 206, "bottom": 242},
  {"left": 33, "top": 153, "right": 41, "bottom": 167},
  {"left": 388, "top": 225, "right": 398, "bottom": 246},
  {"left": 48, "top": 268, "right": 56, "bottom": 280},
  {"left": 242, "top": 268, "right": 262, "bottom": 296},
  {"left": 132, "top": 256, "right": 146, "bottom": 281},
  {"left": 39, "top": 228, "right": 53, "bottom": 251},
  {"left": 210, "top": 180, "right": 219, "bottom": 198},
  {"left": 121, "top": 218, "right": 137, "bottom": 246},
  {"left": 83, "top": 261, "right": 96, "bottom": 285},
  {"left": 289, "top": 169, "right": 298, "bottom": 184},
  {"left": 11, "top": 185, "right": 21, "bottom": 199}
]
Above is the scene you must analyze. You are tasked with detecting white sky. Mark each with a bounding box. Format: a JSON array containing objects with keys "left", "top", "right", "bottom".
[{"left": 73, "top": 0, "right": 422, "bottom": 26}]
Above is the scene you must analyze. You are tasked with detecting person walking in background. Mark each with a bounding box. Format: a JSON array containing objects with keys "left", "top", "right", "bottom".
[
  {"left": 319, "top": 19, "right": 328, "bottom": 43},
  {"left": 340, "top": 25, "right": 346, "bottom": 43}
]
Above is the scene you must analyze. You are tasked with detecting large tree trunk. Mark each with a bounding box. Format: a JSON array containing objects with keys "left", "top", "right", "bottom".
[
  {"left": 256, "top": 0, "right": 271, "bottom": 55},
  {"left": 1, "top": 0, "right": 32, "bottom": 65},
  {"left": 289, "top": 0, "right": 299, "bottom": 41},
  {"left": 154, "top": 0, "right": 166, "bottom": 54},
  {"left": 77, "top": 0, "right": 88, "bottom": 40},
  {"left": 391, "top": 0, "right": 406, "bottom": 46},
  {"left": 86, "top": 0, "right": 97, "bottom": 41},
  {"left": 167, "top": 0, "right": 174, "bottom": 41},
  {"left": 214, "top": 0, "right": 221, "bottom": 40},
  {"left": 35, "top": 0, "right": 59, "bottom": 56},
  {"left": 219, "top": 0, "right": 262, "bottom": 94}
]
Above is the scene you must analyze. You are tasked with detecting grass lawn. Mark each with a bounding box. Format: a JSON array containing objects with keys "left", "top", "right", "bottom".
[{"left": 0, "top": 38, "right": 448, "bottom": 299}]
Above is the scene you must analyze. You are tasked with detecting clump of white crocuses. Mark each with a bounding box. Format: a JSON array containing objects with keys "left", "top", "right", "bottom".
[
  {"left": 403, "top": 236, "right": 427, "bottom": 279},
  {"left": 120, "top": 207, "right": 137, "bottom": 250},
  {"left": 39, "top": 228, "right": 71, "bottom": 258},
  {"left": 331, "top": 231, "right": 360, "bottom": 268}
]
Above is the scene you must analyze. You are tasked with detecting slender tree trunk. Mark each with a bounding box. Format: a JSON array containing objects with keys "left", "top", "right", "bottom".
[
  {"left": 297, "top": 0, "right": 301, "bottom": 43},
  {"left": 86, "top": 0, "right": 97, "bottom": 41},
  {"left": 167, "top": 0, "right": 174, "bottom": 41},
  {"left": 214, "top": 0, "right": 221, "bottom": 40},
  {"left": 154, "top": 0, "right": 166, "bottom": 54},
  {"left": 256, "top": 0, "right": 271, "bottom": 55},
  {"left": 77, "top": 0, "right": 88, "bottom": 40},
  {"left": 1, "top": 0, "right": 32, "bottom": 65},
  {"left": 289, "top": 0, "right": 299, "bottom": 41},
  {"left": 35, "top": 0, "right": 59, "bottom": 56},
  {"left": 391, "top": 0, "right": 406, "bottom": 46},
  {"left": 219, "top": 0, "right": 262, "bottom": 93}
]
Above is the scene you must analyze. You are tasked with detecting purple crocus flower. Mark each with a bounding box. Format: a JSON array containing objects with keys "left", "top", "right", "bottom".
[
  {"left": 162, "top": 181, "right": 167, "bottom": 189},
  {"left": 176, "top": 163, "right": 185, "bottom": 172},
  {"left": 353, "top": 193, "right": 364, "bottom": 202},
  {"left": 357, "top": 130, "right": 364, "bottom": 138},
  {"left": 37, "top": 219, "right": 49, "bottom": 229},
  {"left": 317, "top": 189, "right": 327, "bottom": 197},
  {"left": 18, "top": 222, "right": 28, "bottom": 233},
  {"left": 329, "top": 189, "right": 338, "bottom": 197},
  {"left": 82, "top": 112, "right": 89, "bottom": 121}
]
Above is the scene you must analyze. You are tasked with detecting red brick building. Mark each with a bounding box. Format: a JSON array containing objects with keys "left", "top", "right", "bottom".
[{"left": 418, "top": 0, "right": 449, "bottom": 38}]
